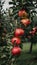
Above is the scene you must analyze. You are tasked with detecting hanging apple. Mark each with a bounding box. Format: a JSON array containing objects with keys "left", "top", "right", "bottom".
[
  {"left": 11, "top": 47, "right": 21, "bottom": 55},
  {"left": 21, "top": 19, "right": 31, "bottom": 26},
  {"left": 14, "top": 28, "right": 24, "bottom": 37},
  {"left": 11, "top": 37, "right": 21, "bottom": 45},
  {"left": 18, "top": 10, "right": 28, "bottom": 17}
]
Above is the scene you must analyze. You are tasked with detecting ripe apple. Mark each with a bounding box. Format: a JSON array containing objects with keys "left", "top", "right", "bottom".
[
  {"left": 14, "top": 28, "right": 24, "bottom": 37},
  {"left": 18, "top": 10, "right": 28, "bottom": 17},
  {"left": 11, "top": 47, "right": 21, "bottom": 55},
  {"left": 11, "top": 37, "right": 21, "bottom": 45},
  {"left": 21, "top": 19, "right": 30, "bottom": 26}
]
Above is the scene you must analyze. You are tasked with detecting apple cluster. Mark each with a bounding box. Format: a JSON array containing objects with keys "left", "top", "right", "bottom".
[
  {"left": 11, "top": 10, "right": 37, "bottom": 56},
  {"left": 11, "top": 28, "right": 24, "bottom": 56}
]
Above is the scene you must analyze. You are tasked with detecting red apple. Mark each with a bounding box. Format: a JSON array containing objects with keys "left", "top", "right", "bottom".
[
  {"left": 11, "top": 47, "right": 21, "bottom": 55},
  {"left": 11, "top": 37, "right": 21, "bottom": 45},
  {"left": 18, "top": 10, "right": 28, "bottom": 17},
  {"left": 21, "top": 19, "right": 31, "bottom": 26},
  {"left": 14, "top": 28, "right": 24, "bottom": 37}
]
